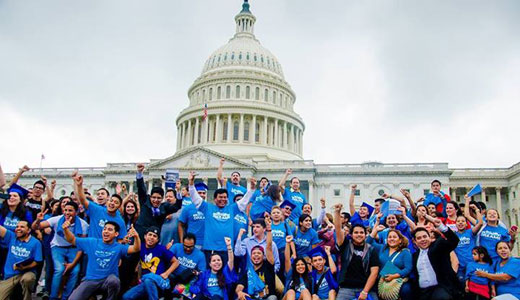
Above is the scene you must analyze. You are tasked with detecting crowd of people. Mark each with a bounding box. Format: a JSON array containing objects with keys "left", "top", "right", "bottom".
[{"left": 0, "top": 160, "right": 519, "bottom": 300}]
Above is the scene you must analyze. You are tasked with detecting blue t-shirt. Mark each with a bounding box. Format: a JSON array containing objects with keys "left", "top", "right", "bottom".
[
  {"left": 293, "top": 228, "right": 319, "bottom": 257},
  {"left": 0, "top": 211, "right": 33, "bottom": 232},
  {"left": 86, "top": 201, "right": 127, "bottom": 240},
  {"left": 234, "top": 209, "right": 248, "bottom": 241},
  {"left": 76, "top": 237, "right": 129, "bottom": 280},
  {"left": 140, "top": 243, "right": 174, "bottom": 275},
  {"left": 249, "top": 195, "right": 277, "bottom": 221},
  {"left": 271, "top": 221, "right": 293, "bottom": 249},
  {"left": 312, "top": 268, "right": 338, "bottom": 299},
  {"left": 455, "top": 230, "right": 476, "bottom": 269},
  {"left": 283, "top": 188, "right": 307, "bottom": 222},
  {"left": 182, "top": 197, "right": 193, "bottom": 207},
  {"left": 226, "top": 181, "right": 246, "bottom": 203},
  {"left": 178, "top": 203, "right": 205, "bottom": 247},
  {"left": 1, "top": 230, "right": 42, "bottom": 279},
  {"left": 478, "top": 225, "right": 510, "bottom": 260},
  {"left": 170, "top": 243, "right": 206, "bottom": 275},
  {"left": 199, "top": 202, "right": 239, "bottom": 251},
  {"left": 465, "top": 261, "right": 494, "bottom": 285},
  {"left": 494, "top": 257, "right": 520, "bottom": 298},
  {"left": 207, "top": 272, "right": 225, "bottom": 297}
]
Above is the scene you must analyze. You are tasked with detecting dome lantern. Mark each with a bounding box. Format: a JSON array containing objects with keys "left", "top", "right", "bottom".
[{"left": 234, "top": 0, "right": 256, "bottom": 38}]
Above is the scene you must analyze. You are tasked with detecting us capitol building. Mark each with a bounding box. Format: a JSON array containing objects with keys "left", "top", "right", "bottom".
[{"left": 11, "top": 1, "right": 520, "bottom": 231}]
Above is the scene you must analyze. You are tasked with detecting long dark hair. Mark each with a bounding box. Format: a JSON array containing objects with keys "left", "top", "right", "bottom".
[
  {"left": 289, "top": 257, "right": 312, "bottom": 291},
  {"left": 1, "top": 193, "right": 27, "bottom": 220},
  {"left": 123, "top": 199, "right": 139, "bottom": 226},
  {"left": 209, "top": 253, "right": 227, "bottom": 289},
  {"left": 266, "top": 184, "right": 281, "bottom": 202},
  {"left": 473, "top": 246, "right": 493, "bottom": 265}
]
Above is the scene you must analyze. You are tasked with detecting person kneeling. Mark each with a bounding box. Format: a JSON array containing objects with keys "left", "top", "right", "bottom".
[{"left": 65, "top": 220, "right": 141, "bottom": 300}]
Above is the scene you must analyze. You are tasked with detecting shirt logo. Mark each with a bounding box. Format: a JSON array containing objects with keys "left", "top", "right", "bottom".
[
  {"left": 234, "top": 214, "right": 247, "bottom": 224},
  {"left": 291, "top": 195, "right": 304, "bottom": 204},
  {"left": 272, "top": 229, "right": 285, "bottom": 239},
  {"left": 10, "top": 245, "right": 31, "bottom": 258},
  {"left": 481, "top": 230, "right": 502, "bottom": 240},
  {"left": 212, "top": 212, "right": 230, "bottom": 221},
  {"left": 192, "top": 211, "right": 205, "bottom": 221},
  {"left": 294, "top": 237, "right": 310, "bottom": 248},
  {"left": 178, "top": 256, "right": 197, "bottom": 269},
  {"left": 208, "top": 277, "right": 219, "bottom": 288},
  {"left": 94, "top": 250, "right": 115, "bottom": 269}
]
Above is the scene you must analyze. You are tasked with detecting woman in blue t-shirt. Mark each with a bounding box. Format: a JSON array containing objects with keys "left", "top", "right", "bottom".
[
  {"left": 475, "top": 241, "right": 520, "bottom": 300},
  {"left": 477, "top": 209, "right": 511, "bottom": 262},
  {"left": 284, "top": 235, "right": 313, "bottom": 300},
  {"left": 190, "top": 237, "right": 237, "bottom": 300},
  {"left": 293, "top": 214, "right": 320, "bottom": 257}
]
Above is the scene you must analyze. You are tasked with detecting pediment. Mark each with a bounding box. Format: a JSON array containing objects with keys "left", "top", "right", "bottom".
[{"left": 148, "top": 147, "right": 255, "bottom": 170}]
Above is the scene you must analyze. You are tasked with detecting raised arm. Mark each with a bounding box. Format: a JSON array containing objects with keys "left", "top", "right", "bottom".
[
  {"left": 400, "top": 189, "right": 416, "bottom": 216},
  {"left": 284, "top": 235, "right": 293, "bottom": 273},
  {"left": 278, "top": 168, "right": 292, "bottom": 190},
  {"left": 127, "top": 225, "right": 141, "bottom": 254},
  {"left": 265, "top": 215, "right": 275, "bottom": 265},
  {"left": 234, "top": 228, "right": 247, "bottom": 257},
  {"left": 236, "top": 178, "right": 256, "bottom": 213},
  {"left": 398, "top": 206, "right": 417, "bottom": 231},
  {"left": 463, "top": 195, "right": 478, "bottom": 225},
  {"left": 188, "top": 171, "right": 203, "bottom": 208},
  {"left": 349, "top": 184, "right": 357, "bottom": 216},
  {"left": 8, "top": 165, "right": 30, "bottom": 186},
  {"left": 316, "top": 198, "right": 327, "bottom": 226},
  {"left": 119, "top": 192, "right": 134, "bottom": 215},
  {"left": 62, "top": 217, "right": 76, "bottom": 246},
  {"left": 72, "top": 172, "right": 89, "bottom": 210},
  {"left": 217, "top": 158, "right": 226, "bottom": 187},
  {"left": 471, "top": 206, "right": 484, "bottom": 235},
  {"left": 136, "top": 164, "right": 147, "bottom": 206},
  {"left": 324, "top": 245, "right": 337, "bottom": 274},
  {"left": 333, "top": 203, "right": 345, "bottom": 247},
  {"left": 225, "top": 237, "right": 234, "bottom": 270},
  {"left": 32, "top": 209, "right": 50, "bottom": 231},
  {"left": 0, "top": 163, "right": 6, "bottom": 190}
]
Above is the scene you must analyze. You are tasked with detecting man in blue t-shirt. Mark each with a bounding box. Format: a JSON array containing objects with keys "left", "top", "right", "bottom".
[
  {"left": 217, "top": 157, "right": 247, "bottom": 202},
  {"left": 65, "top": 220, "right": 141, "bottom": 300},
  {"left": 189, "top": 171, "right": 254, "bottom": 266},
  {"left": 279, "top": 168, "right": 307, "bottom": 222},
  {"left": 73, "top": 171, "right": 127, "bottom": 240},
  {"left": 123, "top": 226, "right": 178, "bottom": 300},
  {"left": 178, "top": 182, "right": 208, "bottom": 248},
  {"left": 0, "top": 220, "right": 42, "bottom": 300},
  {"left": 168, "top": 232, "right": 207, "bottom": 293}
]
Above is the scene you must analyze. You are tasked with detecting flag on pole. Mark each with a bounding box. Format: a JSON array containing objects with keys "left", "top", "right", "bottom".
[
  {"left": 467, "top": 184, "right": 482, "bottom": 197},
  {"left": 41, "top": 154, "right": 45, "bottom": 160},
  {"left": 202, "top": 104, "right": 208, "bottom": 121}
]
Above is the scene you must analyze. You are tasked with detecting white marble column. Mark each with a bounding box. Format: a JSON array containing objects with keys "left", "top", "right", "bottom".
[
  {"left": 187, "top": 120, "right": 192, "bottom": 146},
  {"left": 496, "top": 187, "right": 502, "bottom": 216},
  {"left": 194, "top": 118, "right": 200, "bottom": 145},
  {"left": 299, "top": 131, "right": 303, "bottom": 154},
  {"left": 263, "top": 117, "right": 268, "bottom": 145},
  {"left": 274, "top": 119, "right": 279, "bottom": 147},
  {"left": 308, "top": 180, "right": 315, "bottom": 214},
  {"left": 251, "top": 115, "right": 256, "bottom": 144},
  {"left": 283, "top": 122, "right": 287, "bottom": 148},
  {"left": 290, "top": 124, "right": 295, "bottom": 152},
  {"left": 239, "top": 114, "right": 244, "bottom": 143},
  {"left": 481, "top": 187, "right": 486, "bottom": 202},
  {"left": 270, "top": 121, "right": 275, "bottom": 145},
  {"left": 215, "top": 115, "right": 220, "bottom": 143},
  {"left": 204, "top": 116, "right": 210, "bottom": 143},
  {"left": 176, "top": 125, "right": 181, "bottom": 150},
  {"left": 451, "top": 187, "right": 457, "bottom": 203},
  {"left": 227, "top": 114, "right": 232, "bottom": 143}
]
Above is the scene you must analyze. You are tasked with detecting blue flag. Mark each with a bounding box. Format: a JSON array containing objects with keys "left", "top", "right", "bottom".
[
  {"left": 380, "top": 199, "right": 402, "bottom": 218},
  {"left": 467, "top": 184, "right": 482, "bottom": 197}
]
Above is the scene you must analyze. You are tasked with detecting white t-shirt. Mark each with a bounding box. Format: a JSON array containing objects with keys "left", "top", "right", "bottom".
[{"left": 46, "top": 215, "right": 89, "bottom": 248}]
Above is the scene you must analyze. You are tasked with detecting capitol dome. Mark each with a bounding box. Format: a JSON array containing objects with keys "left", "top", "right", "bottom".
[{"left": 175, "top": 0, "right": 305, "bottom": 162}]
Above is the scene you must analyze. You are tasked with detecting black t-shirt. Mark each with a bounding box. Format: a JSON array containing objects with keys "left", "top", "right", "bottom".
[
  {"left": 340, "top": 244, "right": 379, "bottom": 289},
  {"left": 239, "top": 260, "right": 276, "bottom": 297},
  {"left": 25, "top": 198, "right": 43, "bottom": 220}
]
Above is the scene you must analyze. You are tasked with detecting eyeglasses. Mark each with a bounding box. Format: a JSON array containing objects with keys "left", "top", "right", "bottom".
[
  {"left": 183, "top": 244, "right": 195, "bottom": 249},
  {"left": 33, "top": 186, "right": 45, "bottom": 191}
]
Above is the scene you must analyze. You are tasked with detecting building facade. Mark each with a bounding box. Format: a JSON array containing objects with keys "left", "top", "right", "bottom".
[{"left": 8, "top": 1, "right": 520, "bottom": 245}]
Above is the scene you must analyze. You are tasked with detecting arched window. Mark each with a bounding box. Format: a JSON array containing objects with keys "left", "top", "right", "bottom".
[
  {"left": 202, "top": 90, "right": 206, "bottom": 101},
  {"left": 233, "top": 121, "right": 239, "bottom": 141},
  {"left": 255, "top": 122, "right": 260, "bottom": 142},
  {"left": 226, "top": 86, "right": 231, "bottom": 99},
  {"left": 223, "top": 121, "right": 228, "bottom": 141},
  {"left": 231, "top": 52, "right": 235, "bottom": 60},
  {"left": 209, "top": 88, "right": 213, "bottom": 101},
  {"left": 272, "top": 91, "right": 276, "bottom": 104},
  {"left": 264, "top": 89, "right": 268, "bottom": 102},
  {"left": 217, "top": 86, "right": 221, "bottom": 100},
  {"left": 236, "top": 85, "right": 241, "bottom": 98},
  {"left": 255, "top": 87, "right": 260, "bottom": 100},
  {"left": 244, "top": 121, "right": 250, "bottom": 141},
  {"left": 246, "top": 86, "right": 250, "bottom": 99}
]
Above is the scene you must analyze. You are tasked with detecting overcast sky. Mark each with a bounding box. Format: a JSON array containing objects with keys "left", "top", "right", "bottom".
[{"left": 1, "top": 0, "right": 519, "bottom": 173}]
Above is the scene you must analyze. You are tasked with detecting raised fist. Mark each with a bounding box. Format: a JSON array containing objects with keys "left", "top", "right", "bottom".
[{"left": 136, "top": 163, "right": 145, "bottom": 173}]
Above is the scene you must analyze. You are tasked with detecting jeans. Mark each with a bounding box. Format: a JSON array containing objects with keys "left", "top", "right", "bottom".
[
  {"left": 122, "top": 277, "right": 159, "bottom": 300},
  {"left": 51, "top": 246, "right": 81, "bottom": 300},
  {"left": 69, "top": 274, "right": 120, "bottom": 300},
  {"left": 337, "top": 288, "right": 378, "bottom": 300}
]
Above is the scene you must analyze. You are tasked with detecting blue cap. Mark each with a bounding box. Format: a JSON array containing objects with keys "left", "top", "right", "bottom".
[
  {"left": 280, "top": 200, "right": 296, "bottom": 210},
  {"left": 8, "top": 183, "right": 29, "bottom": 199},
  {"left": 361, "top": 202, "right": 375, "bottom": 216},
  {"left": 307, "top": 246, "right": 327, "bottom": 258},
  {"left": 195, "top": 182, "right": 208, "bottom": 192}
]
